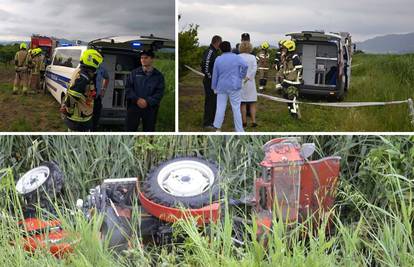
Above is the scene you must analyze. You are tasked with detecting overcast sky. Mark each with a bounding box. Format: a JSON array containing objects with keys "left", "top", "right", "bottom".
[
  {"left": 0, "top": 0, "right": 175, "bottom": 42},
  {"left": 179, "top": 0, "right": 414, "bottom": 45}
]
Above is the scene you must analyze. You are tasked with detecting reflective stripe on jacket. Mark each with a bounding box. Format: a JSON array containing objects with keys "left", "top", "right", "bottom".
[{"left": 64, "top": 68, "right": 95, "bottom": 122}]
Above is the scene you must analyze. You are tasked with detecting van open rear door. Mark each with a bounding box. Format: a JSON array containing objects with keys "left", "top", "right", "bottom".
[
  {"left": 286, "top": 31, "right": 342, "bottom": 42},
  {"left": 88, "top": 35, "right": 175, "bottom": 52},
  {"left": 87, "top": 36, "right": 175, "bottom": 126}
]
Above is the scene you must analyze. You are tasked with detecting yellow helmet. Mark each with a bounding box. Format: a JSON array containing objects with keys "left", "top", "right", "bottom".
[
  {"left": 80, "top": 49, "right": 103, "bottom": 69},
  {"left": 261, "top": 41, "right": 270, "bottom": 49},
  {"left": 31, "top": 48, "right": 42, "bottom": 57},
  {"left": 282, "top": 40, "right": 296, "bottom": 52},
  {"left": 278, "top": 39, "right": 288, "bottom": 48},
  {"left": 20, "top": 43, "right": 27, "bottom": 50}
]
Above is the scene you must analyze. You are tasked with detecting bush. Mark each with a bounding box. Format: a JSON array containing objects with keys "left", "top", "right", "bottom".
[
  {"left": 0, "top": 43, "right": 19, "bottom": 65},
  {"left": 178, "top": 24, "right": 204, "bottom": 79}
]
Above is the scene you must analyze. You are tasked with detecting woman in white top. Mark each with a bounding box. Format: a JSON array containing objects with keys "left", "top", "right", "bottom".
[{"left": 238, "top": 42, "right": 258, "bottom": 128}]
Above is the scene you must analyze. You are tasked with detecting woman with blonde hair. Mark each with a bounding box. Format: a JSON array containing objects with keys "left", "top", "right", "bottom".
[{"left": 238, "top": 41, "right": 258, "bottom": 128}]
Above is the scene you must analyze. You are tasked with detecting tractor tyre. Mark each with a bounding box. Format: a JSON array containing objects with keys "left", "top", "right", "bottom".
[
  {"left": 142, "top": 157, "right": 221, "bottom": 209},
  {"left": 101, "top": 206, "right": 132, "bottom": 253},
  {"left": 16, "top": 161, "right": 64, "bottom": 202}
]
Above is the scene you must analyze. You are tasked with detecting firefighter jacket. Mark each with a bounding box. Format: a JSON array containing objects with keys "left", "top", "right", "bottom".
[
  {"left": 280, "top": 54, "right": 303, "bottom": 85},
  {"left": 14, "top": 50, "right": 29, "bottom": 72},
  {"left": 256, "top": 49, "right": 270, "bottom": 70},
  {"left": 27, "top": 54, "right": 44, "bottom": 75},
  {"left": 64, "top": 68, "right": 96, "bottom": 122}
]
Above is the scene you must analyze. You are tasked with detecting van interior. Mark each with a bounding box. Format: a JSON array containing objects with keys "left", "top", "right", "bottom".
[
  {"left": 99, "top": 50, "right": 140, "bottom": 112},
  {"left": 296, "top": 42, "right": 338, "bottom": 87}
]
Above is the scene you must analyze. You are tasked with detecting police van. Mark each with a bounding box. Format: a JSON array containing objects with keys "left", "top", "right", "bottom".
[
  {"left": 44, "top": 35, "right": 174, "bottom": 125},
  {"left": 286, "top": 31, "right": 352, "bottom": 100}
]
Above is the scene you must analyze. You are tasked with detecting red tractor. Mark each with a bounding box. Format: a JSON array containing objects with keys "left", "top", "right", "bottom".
[{"left": 10, "top": 138, "right": 340, "bottom": 257}]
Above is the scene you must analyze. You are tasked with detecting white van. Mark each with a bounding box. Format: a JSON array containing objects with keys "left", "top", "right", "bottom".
[
  {"left": 44, "top": 35, "right": 174, "bottom": 125},
  {"left": 286, "top": 31, "right": 352, "bottom": 100}
]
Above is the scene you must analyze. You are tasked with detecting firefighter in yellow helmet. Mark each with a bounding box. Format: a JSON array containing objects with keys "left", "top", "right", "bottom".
[
  {"left": 274, "top": 39, "right": 288, "bottom": 91},
  {"left": 13, "top": 43, "right": 30, "bottom": 95},
  {"left": 61, "top": 49, "right": 103, "bottom": 131},
  {"left": 279, "top": 39, "right": 303, "bottom": 119},
  {"left": 27, "top": 48, "right": 45, "bottom": 93},
  {"left": 256, "top": 41, "right": 270, "bottom": 90}
]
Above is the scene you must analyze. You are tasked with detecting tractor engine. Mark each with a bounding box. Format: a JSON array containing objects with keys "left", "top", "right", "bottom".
[{"left": 254, "top": 138, "right": 341, "bottom": 233}]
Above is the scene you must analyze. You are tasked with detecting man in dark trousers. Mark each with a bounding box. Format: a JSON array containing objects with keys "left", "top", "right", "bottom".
[
  {"left": 201, "top": 35, "right": 222, "bottom": 129},
  {"left": 125, "top": 50, "right": 165, "bottom": 132}
]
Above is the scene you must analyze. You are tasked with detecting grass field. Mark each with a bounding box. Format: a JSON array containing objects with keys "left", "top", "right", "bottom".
[
  {"left": 1, "top": 135, "right": 414, "bottom": 266},
  {"left": 0, "top": 59, "right": 175, "bottom": 132},
  {"left": 179, "top": 54, "right": 414, "bottom": 132}
]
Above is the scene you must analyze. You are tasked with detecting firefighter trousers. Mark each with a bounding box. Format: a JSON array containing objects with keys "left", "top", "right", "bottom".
[
  {"left": 30, "top": 73, "right": 41, "bottom": 92},
  {"left": 13, "top": 71, "right": 28, "bottom": 93}
]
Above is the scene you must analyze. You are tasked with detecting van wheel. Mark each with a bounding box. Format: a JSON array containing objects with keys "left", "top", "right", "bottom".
[
  {"left": 336, "top": 76, "right": 346, "bottom": 102},
  {"left": 42, "top": 80, "right": 47, "bottom": 94},
  {"left": 60, "top": 94, "right": 67, "bottom": 120}
]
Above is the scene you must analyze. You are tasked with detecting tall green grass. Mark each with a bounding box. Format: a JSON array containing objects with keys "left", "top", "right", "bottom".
[
  {"left": 179, "top": 54, "right": 414, "bottom": 132},
  {"left": 154, "top": 59, "right": 176, "bottom": 132},
  {"left": 0, "top": 135, "right": 414, "bottom": 266}
]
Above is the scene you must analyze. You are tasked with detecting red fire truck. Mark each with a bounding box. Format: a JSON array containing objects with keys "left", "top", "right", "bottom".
[{"left": 30, "top": 35, "right": 59, "bottom": 62}]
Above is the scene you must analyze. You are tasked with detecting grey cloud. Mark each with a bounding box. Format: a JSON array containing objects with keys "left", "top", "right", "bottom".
[
  {"left": 0, "top": 0, "right": 175, "bottom": 41},
  {"left": 179, "top": 0, "right": 414, "bottom": 45}
]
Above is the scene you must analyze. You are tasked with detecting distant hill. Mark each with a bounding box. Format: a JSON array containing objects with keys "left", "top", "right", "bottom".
[
  {"left": 0, "top": 41, "right": 25, "bottom": 45},
  {"left": 356, "top": 32, "right": 414, "bottom": 54},
  {"left": 0, "top": 38, "right": 86, "bottom": 46}
]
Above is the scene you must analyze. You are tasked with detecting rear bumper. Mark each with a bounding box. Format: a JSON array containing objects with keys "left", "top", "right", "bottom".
[
  {"left": 100, "top": 109, "right": 126, "bottom": 125},
  {"left": 300, "top": 85, "right": 340, "bottom": 96}
]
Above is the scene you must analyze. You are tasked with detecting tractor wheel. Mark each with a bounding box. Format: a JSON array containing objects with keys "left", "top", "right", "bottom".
[
  {"left": 101, "top": 206, "right": 132, "bottom": 253},
  {"left": 142, "top": 157, "right": 221, "bottom": 209},
  {"left": 15, "top": 161, "right": 64, "bottom": 202}
]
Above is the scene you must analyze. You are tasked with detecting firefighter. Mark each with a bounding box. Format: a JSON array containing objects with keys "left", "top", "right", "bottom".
[
  {"left": 61, "top": 49, "right": 103, "bottom": 132},
  {"left": 27, "top": 48, "right": 44, "bottom": 93},
  {"left": 274, "top": 39, "right": 288, "bottom": 91},
  {"left": 256, "top": 41, "right": 270, "bottom": 90},
  {"left": 13, "top": 43, "right": 29, "bottom": 95},
  {"left": 279, "top": 40, "right": 303, "bottom": 119}
]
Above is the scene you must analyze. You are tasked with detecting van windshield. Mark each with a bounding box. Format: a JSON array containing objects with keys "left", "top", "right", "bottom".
[{"left": 53, "top": 49, "right": 81, "bottom": 68}]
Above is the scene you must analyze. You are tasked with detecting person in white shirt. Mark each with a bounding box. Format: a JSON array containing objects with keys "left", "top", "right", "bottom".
[{"left": 238, "top": 42, "right": 258, "bottom": 128}]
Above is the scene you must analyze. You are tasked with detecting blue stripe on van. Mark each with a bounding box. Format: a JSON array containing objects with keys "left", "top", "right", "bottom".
[{"left": 45, "top": 70, "right": 71, "bottom": 89}]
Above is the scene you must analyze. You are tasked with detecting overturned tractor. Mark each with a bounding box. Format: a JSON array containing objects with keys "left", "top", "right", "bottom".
[{"left": 7, "top": 138, "right": 340, "bottom": 257}]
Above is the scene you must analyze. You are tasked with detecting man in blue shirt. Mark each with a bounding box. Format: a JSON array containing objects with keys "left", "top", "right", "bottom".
[
  {"left": 125, "top": 50, "right": 165, "bottom": 132},
  {"left": 93, "top": 64, "right": 109, "bottom": 131},
  {"left": 212, "top": 41, "right": 248, "bottom": 132}
]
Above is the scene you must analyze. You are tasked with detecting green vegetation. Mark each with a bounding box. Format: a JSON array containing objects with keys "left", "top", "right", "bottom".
[
  {"left": 155, "top": 58, "right": 176, "bottom": 132},
  {"left": 0, "top": 43, "right": 19, "bottom": 65},
  {"left": 179, "top": 53, "right": 414, "bottom": 132},
  {"left": 178, "top": 24, "right": 204, "bottom": 79},
  {"left": 1, "top": 135, "right": 414, "bottom": 266},
  {"left": 0, "top": 58, "right": 175, "bottom": 132}
]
